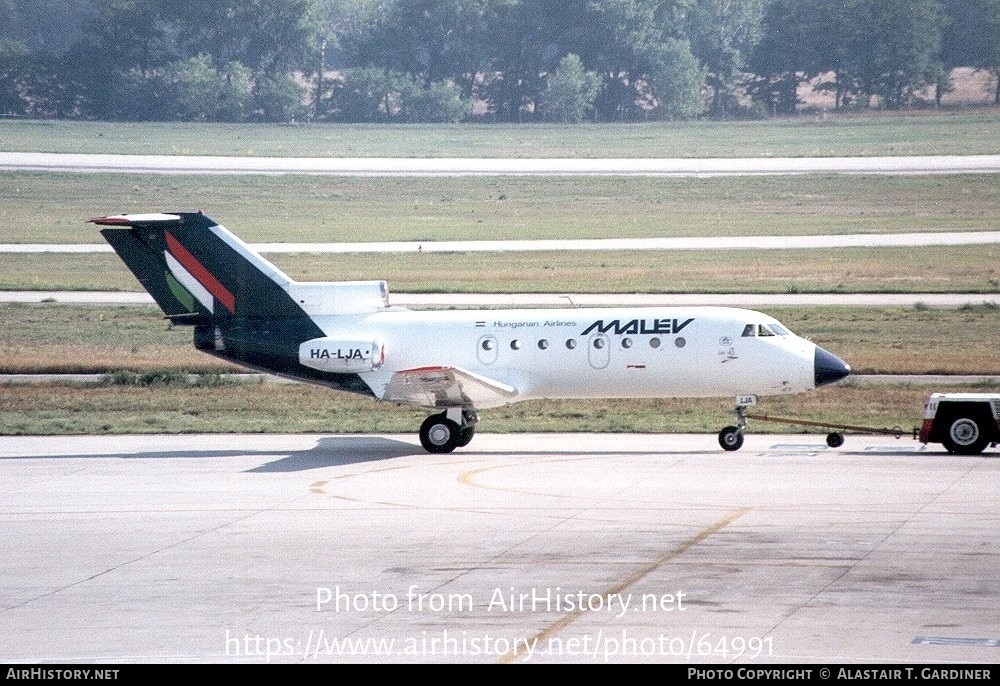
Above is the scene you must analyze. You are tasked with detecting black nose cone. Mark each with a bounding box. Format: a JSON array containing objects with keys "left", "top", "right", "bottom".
[{"left": 815, "top": 346, "right": 851, "bottom": 387}]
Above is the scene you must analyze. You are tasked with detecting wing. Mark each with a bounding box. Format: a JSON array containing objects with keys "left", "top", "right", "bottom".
[{"left": 382, "top": 366, "right": 518, "bottom": 409}]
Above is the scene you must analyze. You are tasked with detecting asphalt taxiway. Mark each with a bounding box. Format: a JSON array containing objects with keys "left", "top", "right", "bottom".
[
  {"left": 1, "top": 432, "right": 996, "bottom": 664},
  {"left": 4, "top": 230, "right": 1000, "bottom": 254},
  {"left": 3, "top": 152, "right": 1000, "bottom": 176}
]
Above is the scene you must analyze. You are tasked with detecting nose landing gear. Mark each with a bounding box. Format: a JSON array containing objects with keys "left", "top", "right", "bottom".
[
  {"left": 718, "top": 404, "right": 749, "bottom": 451},
  {"left": 719, "top": 398, "right": 906, "bottom": 452}
]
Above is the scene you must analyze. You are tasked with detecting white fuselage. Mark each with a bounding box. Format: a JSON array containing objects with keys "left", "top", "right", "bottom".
[
  {"left": 94, "top": 213, "right": 852, "bottom": 452},
  {"left": 311, "top": 306, "right": 818, "bottom": 408}
]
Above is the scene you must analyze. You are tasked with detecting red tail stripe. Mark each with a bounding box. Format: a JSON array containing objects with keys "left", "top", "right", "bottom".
[{"left": 165, "top": 230, "right": 236, "bottom": 314}]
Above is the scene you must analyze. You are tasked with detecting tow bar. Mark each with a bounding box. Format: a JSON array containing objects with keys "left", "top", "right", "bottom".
[{"left": 744, "top": 412, "right": 918, "bottom": 448}]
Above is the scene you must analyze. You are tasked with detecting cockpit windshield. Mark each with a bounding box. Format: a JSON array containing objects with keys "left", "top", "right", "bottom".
[{"left": 742, "top": 322, "right": 792, "bottom": 337}]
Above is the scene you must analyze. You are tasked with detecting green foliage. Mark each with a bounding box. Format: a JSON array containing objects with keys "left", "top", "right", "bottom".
[
  {"left": 168, "top": 55, "right": 252, "bottom": 122},
  {"left": 953, "top": 0, "right": 1000, "bottom": 103},
  {"left": 785, "top": 0, "right": 947, "bottom": 111},
  {"left": 685, "top": 0, "right": 767, "bottom": 116},
  {"left": 643, "top": 39, "right": 707, "bottom": 120},
  {"left": 0, "top": 38, "right": 29, "bottom": 116},
  {"left": 0, "top": 0, "right": 997, "bottom": 119},
  {"left": 252, "top": 74, "right": 307, "bottom": 122},
  {"left": 0, "top": 0, "right": 94, "bottom": 52},
  {"left": 330, "top": 67, "right": 405, "bottom": 122},
  {"left": 399, "top": 79, "right": 470, "bottom": 123},
  {"left": 851, "top": 0, "right": 945, "bottom": 109},
  {"left": 746, "top": 0, "right": 824, "bottom": 115},
  {"left": 328, "top": 68, "right": 470, "bottom": 123},
  {"left": 540, "top": 54, "right": 601, "bottom": 123},
  {"left": 98, "top": 371, "right": 240, "bottom": 388},
  {"left": 101, "top": 370, "right": 193, "bottom": 387}
]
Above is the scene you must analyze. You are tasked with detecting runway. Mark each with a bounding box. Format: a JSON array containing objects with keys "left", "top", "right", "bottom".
[
  {"left": 2, "top": 433, "right": 996, "bottom": 663},
  {"left": 2, "top": 152, "right": 1000, "bottom": 176}
]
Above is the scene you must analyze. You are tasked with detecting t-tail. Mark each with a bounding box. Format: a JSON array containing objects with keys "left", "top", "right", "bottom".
[
  {"left": 92, "top": 212, "right": 386, "bottom": 396},
  {"left": 93, "top": 212, "right": 321, "bottom": 323}
]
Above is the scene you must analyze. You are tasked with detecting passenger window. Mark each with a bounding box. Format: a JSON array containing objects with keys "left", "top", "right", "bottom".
[
  {"left": 622, "top": 337, "right": 633, "bottom": 349},
  {"left": 511, "top": 340, "right": 522, "bottom": 350},
  {"left": 481, "top": 339, "right": 495, "bottom": 351},
  {"left": 593, "top": 338, "right": 606, "bottom": 349},
  {"left": 566, "top": 339, "right": 577, "bottom": 349},
  {"left": 538, "top": 339, "right": 549, "bottom": 350},
  {"left": 649, "top": 337, "right": 661, "bottom": 348}
]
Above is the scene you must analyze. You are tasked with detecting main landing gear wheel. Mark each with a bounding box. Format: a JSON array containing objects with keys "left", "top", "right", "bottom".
[
  {"left": 455, "top": 426, "right": 476, "bottom": 447},
  {"left": 420, "top": 414, "right": 460, "bottom": 453},
  {"left": 826, "top": 432, "right": 845, "bottom": 448},
  {"left": 719, "top": 426, "right": 744, "bottom": 451}
]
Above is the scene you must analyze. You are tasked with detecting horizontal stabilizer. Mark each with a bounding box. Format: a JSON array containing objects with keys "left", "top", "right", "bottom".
[
  {"left": 383, "top": 366, "right": 518, "bottom": 410},
  {"left": 91, "top": 213, "right": 183, "bottom": 225}
]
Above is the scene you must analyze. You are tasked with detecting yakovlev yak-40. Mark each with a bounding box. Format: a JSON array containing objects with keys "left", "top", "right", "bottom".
[{"left": 93, "top": 212, "right": 851, "bottom": 453}]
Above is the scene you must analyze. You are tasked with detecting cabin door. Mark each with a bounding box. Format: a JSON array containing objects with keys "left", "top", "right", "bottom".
[{"left": 588, "top": 333, "right": 610, "bottom": 369}]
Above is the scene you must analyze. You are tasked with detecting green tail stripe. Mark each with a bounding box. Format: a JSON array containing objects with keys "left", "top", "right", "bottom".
[
  {"left": 165, "top": 272, "right": 196, "bottom": 313},
  {"left": 101, "top": 225, "right": 205, "bottom": 320}
]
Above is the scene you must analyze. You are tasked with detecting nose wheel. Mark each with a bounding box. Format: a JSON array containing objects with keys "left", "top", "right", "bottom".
[
  {"left": 718, "top": 425, "right": 744, "bottom": 451},
  {"left": 718, "top": 404, "right": 749, "bottom": 451}
]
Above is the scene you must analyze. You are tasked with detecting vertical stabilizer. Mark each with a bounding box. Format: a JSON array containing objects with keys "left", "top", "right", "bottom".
[{"left": 92, "top": 212, "right": 306, "bottom": 322}]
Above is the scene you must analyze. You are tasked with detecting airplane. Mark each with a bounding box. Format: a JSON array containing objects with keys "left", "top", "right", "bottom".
[{"left": 92, "top": 211, "right": 851, "bottom": 453}]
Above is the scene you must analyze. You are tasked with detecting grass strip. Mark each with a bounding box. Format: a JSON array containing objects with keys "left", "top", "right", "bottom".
[
  {"left": 1, "top": 378, "right": 995, "bottom": 436},
  {"left": 3, "top": 172, "right": 1000, "bottom": 244},
  {"left": 2, "top": 246, "right": 997, "bottom": 295},
  {"left": 3, "top": 115, "right": 999, "bottom": 158}
]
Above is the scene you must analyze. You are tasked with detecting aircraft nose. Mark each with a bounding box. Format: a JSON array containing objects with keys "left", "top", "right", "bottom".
[{"left": 814, "top": 346, "right": 851, "bottom": 387}]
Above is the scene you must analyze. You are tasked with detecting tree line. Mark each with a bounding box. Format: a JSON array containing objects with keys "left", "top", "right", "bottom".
[{"left": 1, "top": 0, "right": 998, "bottom": 123}]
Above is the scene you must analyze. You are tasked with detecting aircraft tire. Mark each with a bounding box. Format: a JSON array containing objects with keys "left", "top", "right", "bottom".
[
  {"left": 718, "top": 426, "right": 744, "bottom": 451},
  {"left": 826, "top": 432, "right": 845, "bottom": 448},
  {"left": 941, "top": 414, "right": 989, "bottom": 455},
  {"left": 455, "top": 426, "right": 476, "bottom": 447},
  {"left": 420, "top": 414, "right": 460, "bottom": 453}
]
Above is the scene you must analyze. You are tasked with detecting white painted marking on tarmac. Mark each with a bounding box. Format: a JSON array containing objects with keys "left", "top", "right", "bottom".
[
  {"left": 863, "top": 445, "right": 926, "bottom": 453},
  {"left": 761, "top": 444, "right": 828, "bottom": 457},
  {"left": 912, "top": 636, "right": 1000, "bottom": 647},
  {"left": 768, "top": 443, "right": 831, "bottom": 451}
]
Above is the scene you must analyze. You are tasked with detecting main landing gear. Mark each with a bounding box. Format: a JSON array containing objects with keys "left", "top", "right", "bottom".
[{"left": 419, "top": 408, "right": 478, "bottom": 453}]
